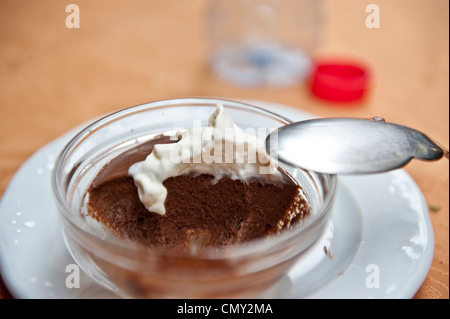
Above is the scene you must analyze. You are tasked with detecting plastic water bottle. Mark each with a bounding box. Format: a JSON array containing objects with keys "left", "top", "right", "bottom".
[{"left": 208, "top": 0, "right": 322, "bottom": 88}]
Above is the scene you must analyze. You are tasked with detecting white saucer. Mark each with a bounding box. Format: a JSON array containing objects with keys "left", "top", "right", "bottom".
[{"left": 0, "top": 101, "right": 434, "bottom": 299}]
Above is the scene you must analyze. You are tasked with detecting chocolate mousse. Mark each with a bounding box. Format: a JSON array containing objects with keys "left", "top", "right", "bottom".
[{"left": 85, "top": 105, "right": 310, "bottom": 254}]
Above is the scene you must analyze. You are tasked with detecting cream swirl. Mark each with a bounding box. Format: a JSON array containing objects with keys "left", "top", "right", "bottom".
[{"left": 128, "top": 104, "right": 281, "bottom": 215}]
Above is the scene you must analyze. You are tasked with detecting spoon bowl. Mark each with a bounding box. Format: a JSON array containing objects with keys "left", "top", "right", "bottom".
[{"left": 266, "top": 117, "right": 448, "bottom": 175}]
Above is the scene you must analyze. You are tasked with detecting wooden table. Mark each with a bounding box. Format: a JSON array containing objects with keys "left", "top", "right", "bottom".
[{"left": 0, "top": 0, "right": 448, "bottom": 299}]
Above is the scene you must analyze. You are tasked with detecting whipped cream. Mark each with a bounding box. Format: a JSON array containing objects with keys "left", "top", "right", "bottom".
[{"left": 128, "top": 104, "right": 282, "bottom": 215}]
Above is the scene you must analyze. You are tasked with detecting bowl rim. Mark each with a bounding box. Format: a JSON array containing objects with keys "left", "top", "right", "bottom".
[{"left": 51, "top": 97, "right": 338, "bottom": 260}]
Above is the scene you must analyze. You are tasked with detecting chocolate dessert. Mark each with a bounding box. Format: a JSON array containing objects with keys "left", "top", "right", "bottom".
[
  {"left": 85, "top": 105, "right": 310, "bottom": 254},
  {"left": 86, "top": 137, "right": 309, "bottom": 254}
]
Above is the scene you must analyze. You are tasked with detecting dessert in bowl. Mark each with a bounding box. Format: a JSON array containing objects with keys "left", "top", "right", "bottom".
[{"left": 51, "top": 98, "right": 337, "bottom": 298}]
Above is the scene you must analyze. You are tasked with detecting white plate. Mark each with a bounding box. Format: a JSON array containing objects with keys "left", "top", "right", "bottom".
[{"left": 0, "top": 101, "right": 434, "bottom": 299}]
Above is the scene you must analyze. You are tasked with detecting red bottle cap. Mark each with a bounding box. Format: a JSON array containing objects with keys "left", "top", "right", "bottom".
[{"left": 310, "top": 60, "right": 370, "bottom": 103}]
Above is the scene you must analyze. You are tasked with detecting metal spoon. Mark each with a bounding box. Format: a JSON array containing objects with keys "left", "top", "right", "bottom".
[{"left": 265, "top": 117, "right": 449, "bottom": 175}]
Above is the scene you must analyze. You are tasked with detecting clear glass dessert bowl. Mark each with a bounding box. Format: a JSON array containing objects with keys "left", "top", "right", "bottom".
[{"left": 51, "top": 98, "right": 337, "bottom": 298}]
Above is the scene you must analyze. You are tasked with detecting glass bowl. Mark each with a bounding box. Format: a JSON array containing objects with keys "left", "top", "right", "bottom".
[{"left": 51, "top": 98, "right": 337, "bottom": 298}]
